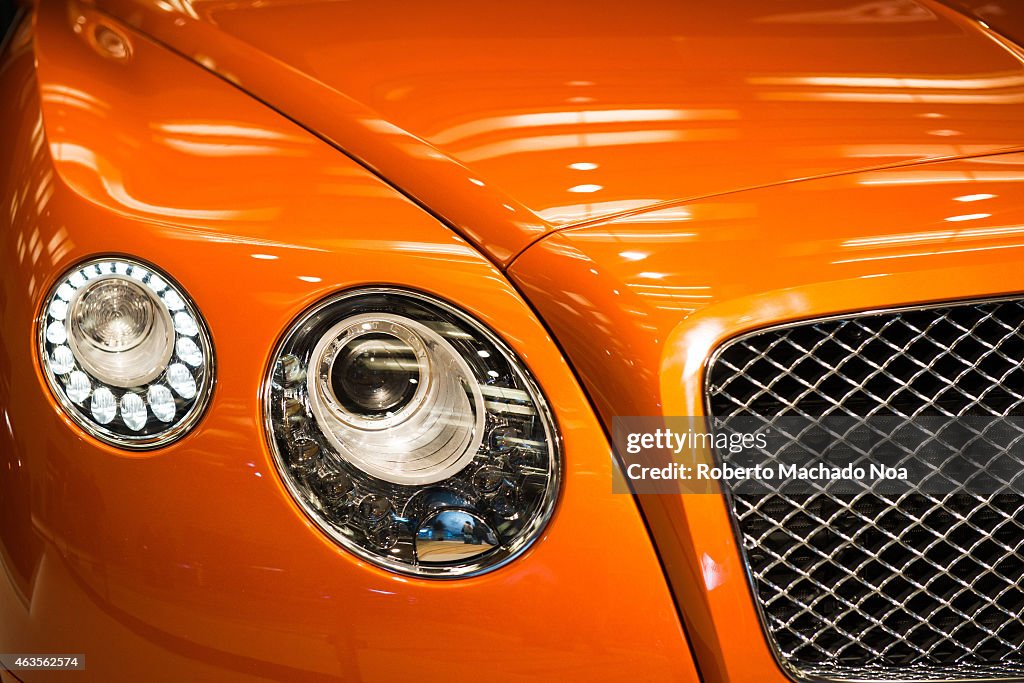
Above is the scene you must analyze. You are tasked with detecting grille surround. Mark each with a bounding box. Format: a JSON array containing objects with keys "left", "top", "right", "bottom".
[{"left": 704, "top": 296, "right": 1024, "bottom": 683}]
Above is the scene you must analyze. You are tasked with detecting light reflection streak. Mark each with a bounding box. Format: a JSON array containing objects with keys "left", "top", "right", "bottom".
[
  {"left": 51, "top": 142, "right": 279, "bottom": 221},
  {"left": 858, "top": 172, "right": 1024, "bottom": 186},
  {"left": 538, "top": 199, "right": 655, "bottom": 223},
  {"left": 834, "top": 240, "right": 1024, "bottom": 264},
  {"left": 629, "top": 291, "right": 712, "bottom": 299},
  {"left": 386, "top": 241, "right": 478, "bottom": 256},
  {"left": 627, "top": 284, "right": 711, "bottom": 291},
  {"left": 751, "top": 74, "right": 1024, "bottom": 90},
  {"left": 39, "top": 84, "right": 110, "bottom": 111},
  {"left": 843, "top": 224, "right": 1024, "bottom": 248},
  {"left": 619, "top": 251, "right": 647, "bottom": 261},
  {"left": 430, "top": 108, "right": 739, "bottom": 145},
  {"left": 457, "top": 129, "right": 735, "bottom": 163},
  {"left": 46, "top": 228, "right": 72, "bottom": 264},
  {"left": 613, "top": 207, "right": 695, "bottom": 224},
  {"left": 156, "top": 0, "right": 199, "bottom": 20},
  {"left": 838, "top": 144, "right": 992, "bottom": 158},
  {"left": 571, "top": 230, "right": 696, "bottom": 240},
  {"left": 944, "top": 213, "right": 991, "bottom": 222},
  {"left": 153, "top": 121, "right": 310, "bottom": 157},
  {"left": 702, "top": 553, "right": 725, "bottom": 591},
  {"left": 683, "top": 321, "right": 726, "bottom": 382},
  {"left": 179, "top": 232, "right": 329, "bottom": 252},
  {"left": 626, "top": 283, "right": 714, "bottom": 311},
  {"left": 154, "top": 122, "right": 301, "bottom": 141},
  {"left": 161, "top": 139, "right": 295, "bottom": 157},
  {"left": 758, "top": 92, "right": 1024, "bottom": 104}
]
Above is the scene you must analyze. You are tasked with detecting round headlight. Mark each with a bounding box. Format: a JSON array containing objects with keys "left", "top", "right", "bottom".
[
  {"left": 39, "top": 257, "right": 214, "bottom": 448},
  {"left": 265, "top": 289, "right": 561, "bottom": 577}
]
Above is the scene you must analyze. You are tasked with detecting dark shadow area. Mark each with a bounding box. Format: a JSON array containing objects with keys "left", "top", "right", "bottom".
[{"left": 1, "top": 3, "right": 18, "bottom": 47}]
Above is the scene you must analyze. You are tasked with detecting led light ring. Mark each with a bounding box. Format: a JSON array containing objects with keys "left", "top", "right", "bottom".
[
  {"left": 306, "top": 313, "right": 486, "bottom": 486},
  {"left": 38, "top": 257, "right": 215, "bottom": 449}
]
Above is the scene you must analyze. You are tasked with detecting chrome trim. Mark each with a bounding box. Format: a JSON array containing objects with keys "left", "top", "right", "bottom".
[{"left": 261, "top": 286, "right": 563, "bottom": 579}]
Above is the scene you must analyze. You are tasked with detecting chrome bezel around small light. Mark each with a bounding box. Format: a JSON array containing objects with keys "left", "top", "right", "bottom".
[{"left": 37, "top": 256, "right": 215, "bottom": 450}]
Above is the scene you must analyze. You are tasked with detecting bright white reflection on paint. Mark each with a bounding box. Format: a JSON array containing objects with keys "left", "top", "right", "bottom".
[
  {"left": 568, "top": 184, "right": 603, "bottom": 193},
  {"left": 619, "top": 251, "right": 648, "bottom": 261},
  {"left": 944, "top": 213, "right": 991, "bottom": 222}
]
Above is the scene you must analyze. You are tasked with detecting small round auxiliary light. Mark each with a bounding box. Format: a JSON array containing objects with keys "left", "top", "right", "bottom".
[{"left": 39, "top": 257, "right": 215, "bottom": 448}]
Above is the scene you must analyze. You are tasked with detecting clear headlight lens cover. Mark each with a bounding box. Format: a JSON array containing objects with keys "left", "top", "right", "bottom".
[
  {"left": 265, "top": 289, "right": 560, "bottom": 577},
  {"left": 39, "top": 257, "right": 214, "bottom": 448}
]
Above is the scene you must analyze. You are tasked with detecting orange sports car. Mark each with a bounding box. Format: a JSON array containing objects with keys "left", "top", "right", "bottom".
[{"left": 3, "top": 0, "right": 1024, "bottom": 680}]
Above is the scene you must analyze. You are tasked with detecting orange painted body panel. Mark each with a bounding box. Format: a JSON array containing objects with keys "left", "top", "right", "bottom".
[
  {"left": 508, "top": 150, "right": 1024, "bottom": 682},
  {"left": 0, "top": 4, "right": 698, "bottom": 681},
  {"left": 95, "top": 0, "right": 1024, "bottom": 264}
]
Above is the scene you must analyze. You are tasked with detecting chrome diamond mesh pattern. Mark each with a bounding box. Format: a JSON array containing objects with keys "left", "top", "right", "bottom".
[{"left": 706, "top": 299, "right": 1024, "bottom": 681}]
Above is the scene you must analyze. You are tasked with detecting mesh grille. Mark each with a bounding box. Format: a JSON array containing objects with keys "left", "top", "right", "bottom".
[{"left": 706, "top": 299, "right": 1024, "bottom": 681}]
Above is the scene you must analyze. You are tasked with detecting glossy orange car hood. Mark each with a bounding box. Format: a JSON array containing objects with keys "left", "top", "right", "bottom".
[{"left": 96, "top": 0, "right": 1024, "bottom": 265}]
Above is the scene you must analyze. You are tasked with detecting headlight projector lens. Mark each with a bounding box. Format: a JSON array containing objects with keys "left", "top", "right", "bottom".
[
  {"left": 330, "top": 327, "right": 421, "bottom": 416},
  {"left": 39, "top": 257, "right": 215, "bottom": 448},
  {"left": 307, "top": 313, "right": 485, "bottom": 486},
  {"left": 265, "top": 289, "right": 560, "bottom": 577}
]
